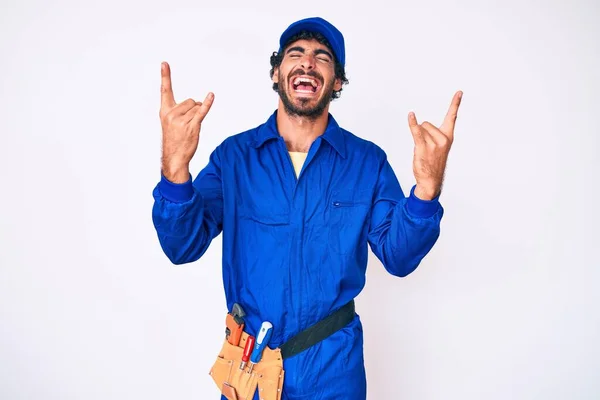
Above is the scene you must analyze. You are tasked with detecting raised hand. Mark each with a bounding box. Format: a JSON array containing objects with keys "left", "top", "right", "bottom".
[
  {"left": 159, "top": 61, "right": 214, "bottom": 183},
  {"left": 408, "top": 91, "right": 462, "bottom": 200}
]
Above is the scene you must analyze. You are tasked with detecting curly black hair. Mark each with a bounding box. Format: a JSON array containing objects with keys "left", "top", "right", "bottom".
[{"left": 269, "top": 30, "right": 349, "bottom": 100}]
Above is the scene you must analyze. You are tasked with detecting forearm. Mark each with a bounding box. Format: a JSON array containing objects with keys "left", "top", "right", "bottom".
[
  {"left": 152, "top": 174, "right": 221, "bottom": 265},
  {"left": 370, "top": 185, "right": 443, "bottom": 277}
]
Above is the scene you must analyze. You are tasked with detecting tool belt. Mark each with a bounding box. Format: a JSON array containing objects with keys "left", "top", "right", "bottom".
[{"left": 209, "top": 300, "right": 355, "bottom": 400}]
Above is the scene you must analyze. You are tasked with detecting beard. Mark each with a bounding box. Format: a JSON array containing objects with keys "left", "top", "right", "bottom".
[{"left": 277, "top": 69, "right": 335, "bottom": 121}]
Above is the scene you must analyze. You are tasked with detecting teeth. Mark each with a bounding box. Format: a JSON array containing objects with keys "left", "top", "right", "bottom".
[{"left": 293, "top": 77, "right": 318, "bottom": 87}]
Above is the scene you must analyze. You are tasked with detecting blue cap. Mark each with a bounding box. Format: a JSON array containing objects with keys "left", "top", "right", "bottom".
[{"left": 278, "top": 17, "right": 345, "bottom": 67}]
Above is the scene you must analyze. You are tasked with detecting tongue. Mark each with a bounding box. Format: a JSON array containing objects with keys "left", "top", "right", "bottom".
[{"left": 296, "top": 84, "right": 314, "bottom": 92}]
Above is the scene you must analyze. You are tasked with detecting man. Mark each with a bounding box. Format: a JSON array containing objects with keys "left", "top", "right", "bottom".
[{"left": 152, "top": 16, "right": 462, "bottom": 400}]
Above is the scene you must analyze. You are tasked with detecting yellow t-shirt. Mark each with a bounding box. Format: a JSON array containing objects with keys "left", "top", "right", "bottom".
[{"left": 288, "top": 151, "right": 308, "bottom": 178}]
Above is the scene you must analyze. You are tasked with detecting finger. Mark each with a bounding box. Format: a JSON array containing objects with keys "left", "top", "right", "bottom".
[
  {"left": 191, "top": 92, "right": 215, "bottom": 126},
  {"left": 184, "top": 102, "right": 202, "bottom": 122},
  {"left": 173, "top": 98, "right": 197, "bottom": 115},
  {"left": 440, "top": 90, "right": 462, "bottom": 137},
  {"left": 421, "top": 121, "right": 449, "bottom": 145},
  {"left": 408, "top": 112, "right": 427, "bottom": 145},
  {"left": 161, "top": 62, "right": 176, "bottom": 110}
]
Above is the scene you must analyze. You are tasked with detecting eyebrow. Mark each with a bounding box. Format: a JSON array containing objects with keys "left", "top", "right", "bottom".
[{"left": 286, "top": 46, "right": 333, "bottom": 60}]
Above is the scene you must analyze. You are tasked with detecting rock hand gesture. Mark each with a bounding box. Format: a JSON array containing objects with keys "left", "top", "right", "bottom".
[
  {"left": 159, "top": 62, "right": 214, "bottom": 184},
  {"left": 409, "top": 91, "right": 463, "bottom": 200}
]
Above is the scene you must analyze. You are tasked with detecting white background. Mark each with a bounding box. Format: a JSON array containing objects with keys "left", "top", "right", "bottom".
[{"left": 1, "top": 0, "right": 598, "bottom": 399}]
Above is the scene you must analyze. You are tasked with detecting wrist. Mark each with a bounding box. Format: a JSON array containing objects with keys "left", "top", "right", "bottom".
[
  {"left": 407, "top": 185, "right": 441, "bottom": 218},
  {"left": 414, "top": 183, "right": 440, "bottom": 200},
  {"left": 162, "top": 163, "right": 190, "bottom": 184}
]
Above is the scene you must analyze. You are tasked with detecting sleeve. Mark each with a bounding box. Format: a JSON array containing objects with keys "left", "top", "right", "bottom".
[
  {"left": 151, "top": 146, "right": 224, "bottom": 265},
  {"left": 367, "top": 153, "right": 444, "bottom": 277}
]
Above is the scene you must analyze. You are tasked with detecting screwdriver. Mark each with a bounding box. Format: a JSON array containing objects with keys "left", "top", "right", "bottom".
[
  {"left": 247, "top": 321, "right": 273, "bottom": 374},
  {"left": 239, "top": 335, "right": 255, "bottom": 370}
]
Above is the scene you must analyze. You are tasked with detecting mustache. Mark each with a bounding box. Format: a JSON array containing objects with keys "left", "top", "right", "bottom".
[{"left": 288, "top": 69, "right": 323, "bottom": 83}]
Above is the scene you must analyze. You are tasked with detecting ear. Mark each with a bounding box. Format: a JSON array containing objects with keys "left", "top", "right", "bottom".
[
  {"left": 272, "top": 66, "right": 280, "bottom": 84},
  {"left": 333, "top": 77, "right": 342, "bottom": 92}
]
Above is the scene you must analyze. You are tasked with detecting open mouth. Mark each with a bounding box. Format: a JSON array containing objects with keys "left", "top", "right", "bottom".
[{"left": 291, "top": 76, "right": 321, "bottom": 95}]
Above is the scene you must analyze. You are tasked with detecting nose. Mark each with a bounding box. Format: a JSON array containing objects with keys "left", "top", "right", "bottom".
[{"left": 300, "top": 53, "right": 316, "bottom": 70}]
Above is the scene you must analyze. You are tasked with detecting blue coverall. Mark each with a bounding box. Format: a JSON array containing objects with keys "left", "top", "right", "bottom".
[{"left": 151, "top": 110, "right": 443, "bottom": 399}]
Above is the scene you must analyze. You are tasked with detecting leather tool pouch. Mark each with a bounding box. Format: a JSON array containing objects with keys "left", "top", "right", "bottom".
[
  {"left": 209, "top": 332, "right": 285, "bottom": 400},
  {"left": 210, "top": 300, "right": 354, "bottom": 399}
]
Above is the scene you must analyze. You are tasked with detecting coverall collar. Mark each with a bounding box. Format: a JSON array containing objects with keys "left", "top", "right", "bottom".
[{"left": 251, "top": 110, "right": 347, "bottom": 159}]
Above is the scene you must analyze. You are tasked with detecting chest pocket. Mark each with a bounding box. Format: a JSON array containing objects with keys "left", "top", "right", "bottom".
[
  {"left": 238, "top": 197, "right": 290, "bottom": 225},
  {"left": 236, "top": 185, "right": 291, "bottom": 226},
  {"left": 235, "top": 193, "right": 291, "bottom": 264},
  {"left": 326, "top": 189, "right": 372, "bottom": 255},
  {"left": 232, "top": 152, "right": 291, "bottom": 226}
]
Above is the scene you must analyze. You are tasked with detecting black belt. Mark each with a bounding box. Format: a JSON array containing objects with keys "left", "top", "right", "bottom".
[{"left": 279, "top": 300, "right": 356, "bottom": 359}]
